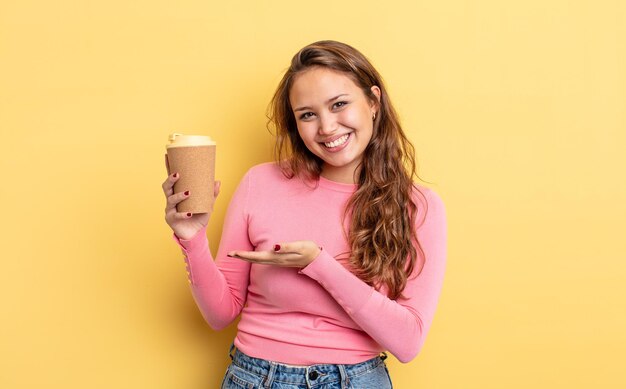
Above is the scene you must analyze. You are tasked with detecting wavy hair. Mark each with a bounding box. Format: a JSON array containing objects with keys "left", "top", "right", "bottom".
[{"left": 267, "top": 40, "right": 427, "bottom": 299}]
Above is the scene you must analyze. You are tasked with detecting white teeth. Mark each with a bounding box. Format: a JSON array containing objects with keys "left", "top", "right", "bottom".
[{"left": 324, "top": 134, "right": 349, "bottom": 148}]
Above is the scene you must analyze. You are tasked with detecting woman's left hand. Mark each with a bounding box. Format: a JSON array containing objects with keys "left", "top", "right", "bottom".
[{"left": 227, "top": 241, "right": 322, "bottom": 268}]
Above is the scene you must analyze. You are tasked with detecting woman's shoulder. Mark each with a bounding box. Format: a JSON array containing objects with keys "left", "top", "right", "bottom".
[
  {"left": 243, "top": 161, "right": 291, "bottom": 184},
  {"left": 246, "top": 161, "right": 279, "bottom": 174},
  {"left": 411, "top": 183, "right": 443, "bottom": 205},
  {"left": 410, "top": 184, "right": 446, "bottom": 226}
]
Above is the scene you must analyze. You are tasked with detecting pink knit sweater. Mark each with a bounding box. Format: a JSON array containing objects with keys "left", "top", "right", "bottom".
[{"left": 172, "top": 162, "right": 447, "bottom": 365}]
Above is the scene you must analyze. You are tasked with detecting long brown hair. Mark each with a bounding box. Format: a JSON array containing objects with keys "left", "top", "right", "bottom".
[{"left": 267, "top": 40, "right": 427, "bottom": 299}]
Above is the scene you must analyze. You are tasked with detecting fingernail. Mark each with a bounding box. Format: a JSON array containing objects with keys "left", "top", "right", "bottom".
[
  {"left": 173, "top": 172, "right": 178, "bottom": 178},
  {"left": 274, "top": 244, "right": 281, "bottom": 251},
  {"left": 227, "top": 254, "right": 233, "bottom": 257},
  {"left": 186, "top": 212, "right": 192, "bottom": 217},
  {"left": 184, "top": 190, "right": 190, "bottom": 196}
]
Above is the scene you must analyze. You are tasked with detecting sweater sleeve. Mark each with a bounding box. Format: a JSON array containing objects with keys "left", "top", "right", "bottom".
[
  {"left": 299, "top": 188, "right": 447, "bottom": 363},
  {"left": 171, "top": 170, "right": 254, "bottom": 330}
]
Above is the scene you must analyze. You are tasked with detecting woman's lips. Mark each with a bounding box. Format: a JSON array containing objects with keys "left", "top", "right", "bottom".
[{"left": 322, "top": 132, "right": 351, "bottom": 152}]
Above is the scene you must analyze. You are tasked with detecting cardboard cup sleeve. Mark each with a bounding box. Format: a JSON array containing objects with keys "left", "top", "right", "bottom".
[{"left": 165, "top": 145, "right": 216, "bottom": 213}]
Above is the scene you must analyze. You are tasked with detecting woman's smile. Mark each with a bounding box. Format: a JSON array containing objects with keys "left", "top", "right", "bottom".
[{"left": 322, "top": 132, "right": 351, "bottom": 150}]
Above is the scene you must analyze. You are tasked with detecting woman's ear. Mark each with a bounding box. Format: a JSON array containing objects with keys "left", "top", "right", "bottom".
[{"left": 370, "top": 85, "right": 382, "bottom": 110}]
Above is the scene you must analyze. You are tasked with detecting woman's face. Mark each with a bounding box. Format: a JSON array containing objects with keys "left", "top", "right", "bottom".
[{"left": 289, "top": 67, "right": 380, "bottom": 184}]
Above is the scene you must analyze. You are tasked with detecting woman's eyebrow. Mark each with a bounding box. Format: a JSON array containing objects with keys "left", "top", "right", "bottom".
[{"left": 293, "top": 94, "right": 349, "bottom": 112}]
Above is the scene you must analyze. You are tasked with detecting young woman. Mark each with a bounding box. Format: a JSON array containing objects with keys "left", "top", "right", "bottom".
[{"left": 162, "top": 40, "right": 447, "bottom": 389}]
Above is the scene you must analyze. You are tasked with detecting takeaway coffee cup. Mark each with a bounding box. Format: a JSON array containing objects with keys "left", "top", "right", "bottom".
[{"left": 165, "top": 133, "right": 216, "bottom": 213}]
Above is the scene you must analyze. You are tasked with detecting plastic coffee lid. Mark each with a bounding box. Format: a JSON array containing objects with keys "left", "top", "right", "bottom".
[{"left": 166, "top": 133, "right": 216, "bottom": 148}]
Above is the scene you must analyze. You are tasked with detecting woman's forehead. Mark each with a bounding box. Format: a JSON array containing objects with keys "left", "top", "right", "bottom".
[{"left": 289, "top": 68, "right": 361, "bottom": 104}]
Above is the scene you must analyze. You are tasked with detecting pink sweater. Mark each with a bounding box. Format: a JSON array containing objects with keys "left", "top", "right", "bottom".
[{"left": 172, "top": 162, "right": 447, "bottom": 365}]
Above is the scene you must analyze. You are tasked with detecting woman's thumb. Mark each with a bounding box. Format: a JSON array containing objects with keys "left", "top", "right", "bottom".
[{"left": 214, "top": 180, "right": 221, "bottom": 197}]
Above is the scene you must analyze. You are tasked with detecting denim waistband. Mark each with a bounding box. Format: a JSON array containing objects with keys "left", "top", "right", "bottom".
[{"left": 229, "top": 346, "right": 387, "bottom": 388}]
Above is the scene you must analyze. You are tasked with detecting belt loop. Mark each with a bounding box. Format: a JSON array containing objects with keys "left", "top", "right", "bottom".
[
  {"left": 228, "top": 342, "right": 236, "bottom": 361},
  {"left": 263, "top": 362, "right": 277, "bottom": 388},
  {"left": 338, "top": 364, "right": 350, "bottom": 389}
]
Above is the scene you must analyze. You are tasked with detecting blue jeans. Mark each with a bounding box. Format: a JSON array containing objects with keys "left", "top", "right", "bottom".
[{"left": 221, "top": 345, "right": 393, "bottom": 389}]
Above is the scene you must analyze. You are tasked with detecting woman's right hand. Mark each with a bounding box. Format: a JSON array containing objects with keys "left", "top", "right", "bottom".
[{"left": 162, "top": 172, "right": 221, "bottom": 240}]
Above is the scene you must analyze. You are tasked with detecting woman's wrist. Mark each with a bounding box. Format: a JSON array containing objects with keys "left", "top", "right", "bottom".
[{"left": 176, "top": 225, "right": 206, "bottom": 241}]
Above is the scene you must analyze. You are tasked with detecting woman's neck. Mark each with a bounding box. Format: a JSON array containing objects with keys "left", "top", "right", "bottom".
[{"left": 320, "top": 162, "right": 361, "bottom": 184}]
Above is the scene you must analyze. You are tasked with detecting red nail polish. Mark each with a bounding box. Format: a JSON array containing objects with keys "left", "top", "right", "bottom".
[
  {"left": 186, "top": 212, "right": 192, "bottom": 217},
  {"left": 274, "top": 244, "right": 281, "bottom": 251},
  {"left": 184, "top": 190, "right": 189, "bottom": 196},
  {"left": 173, "top": 173, "right": 178, "bottom": 178}
]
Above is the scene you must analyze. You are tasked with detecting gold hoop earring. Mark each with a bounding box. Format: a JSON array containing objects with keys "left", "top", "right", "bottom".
[{"left": 372, "top": 112, "right": 377, "bottom": 121}]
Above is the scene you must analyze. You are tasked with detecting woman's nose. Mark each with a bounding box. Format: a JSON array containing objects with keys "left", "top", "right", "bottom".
[{"left": 318, "top": 114, "right": 337, "bottom": 135}]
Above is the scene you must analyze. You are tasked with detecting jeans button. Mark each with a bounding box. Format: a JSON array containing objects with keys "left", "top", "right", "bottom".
[{"left": 308, "top": 371, "right": 319, "bottom": 380}]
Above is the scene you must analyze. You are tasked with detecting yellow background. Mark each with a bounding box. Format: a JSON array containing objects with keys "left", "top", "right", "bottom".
[{"left": 1, "top": 1, "right": 625, "bottom": 388}]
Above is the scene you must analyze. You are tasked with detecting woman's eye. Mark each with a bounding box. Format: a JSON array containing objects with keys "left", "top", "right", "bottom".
[
  {"left": 300, "top": 112, "right": 314, "bottom": 120},
  {"left": 333, "top": 101, "right": 348, "bottom": 109}
]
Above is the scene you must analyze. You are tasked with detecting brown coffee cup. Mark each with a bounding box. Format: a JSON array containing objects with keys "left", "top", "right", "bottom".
[{"left": 165, "top": 133, "right": 216, "bottom": 213}]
